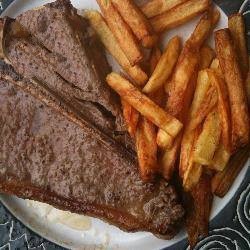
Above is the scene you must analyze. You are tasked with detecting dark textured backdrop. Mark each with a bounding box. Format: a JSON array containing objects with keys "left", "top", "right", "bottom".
[{"left": 0, "top": 0, "right": 249, "bottom": 249}]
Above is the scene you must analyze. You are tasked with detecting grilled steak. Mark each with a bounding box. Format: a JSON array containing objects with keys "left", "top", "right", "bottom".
[
  {"left": 0, "top": 61, "right": 184, "bottom": 238},
  {"left": 5, "top": 0, "right": 127, "bottom": 139},
  {"left": 0, "top": 0, "right": 184, "bottom": 238}
]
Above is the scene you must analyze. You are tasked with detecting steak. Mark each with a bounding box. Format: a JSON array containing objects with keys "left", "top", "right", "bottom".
[
  {"left": 0, "top": 0, "right": 184, "bottom": 238},
  {"left": 6, "top": 0, "right": 128, "bottom": 138},
  {"left": 0, "top": 61, "right": 184, "bottom": 238}
]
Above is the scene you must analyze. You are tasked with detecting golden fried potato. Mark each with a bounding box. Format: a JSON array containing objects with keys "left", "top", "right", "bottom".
[
  {"left": 121, "top": 99, "right": 139, "bottom": 138},
  {"left": 193, "top": 109, "right": 221, "bottom": 165},
  {"left": 212, "top": 145, "right": 250, "bottom": 197},
  {"left": 143, "top": 36, "right": 181, "bottom": 94},
  {"left": 97, "top": 0, "right": 143, "bottom": 65},
  {"left": 215, "top": 29, "right": 249, "bottom": 152},
  {"left": 228, "top": 14, "right": 249, "bottom": 79},
  {"left": 136, "top": 117, "right": 158, "bottom": 181},
  {"left": 106, "top": 73, "right": 183, "bottom": 137},
  {"left": 141, "top": 0, "right": 188, "bottom": 18},
  {"left": 85, "top": 10, "right": 148, "bottom": 86},
  {"left": 111, "top": 0, "right": 157, "bottom": 48},
  {"left": 151, "top": 0, "right": 210, "bottom": 33}
]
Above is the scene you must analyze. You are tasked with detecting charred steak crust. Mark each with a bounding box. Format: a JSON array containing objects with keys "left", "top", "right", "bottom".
[{"left": 0, "top": 61, "right": 184, "bottom": 238}]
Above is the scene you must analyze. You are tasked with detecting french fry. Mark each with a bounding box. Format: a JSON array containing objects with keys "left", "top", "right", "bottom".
[
  {"left": 188, "top": 70, "right": 218, "bottom": 131},
  {"left": 160, "top": 135, "right": 181, "bottom": 180},
  {"left": 134, "top": 46, "right": 161, "bottom": 182},
  {"left": 148, "top": 47, "right": 166, "bottom": 107},
  {"left": 207, "top": 69, "right": 231, "bottom": 152},
  {"left": 193, "top": 109, "right": 221, "bottom": 165},
  {"left": 111, "top": 0, "right": 157, "bottom": 48},
  {"left": 156, "top": 45, "right": 199, "bottom": 149},
  {"left": 140, "top": 0, "right": 188, "bottom": 18},
  {"left": 212, "top": 145, "right": 250, "bottom": 197},
  {"left": 186, "top": 174, "right": 213, "bottom": 248},
  {"left": 246, "top": 70, "right": 250, "bottom": 105},
  {"left": 181, "top": 126, "right": 204, "bottom": 192},
  {"left": 150, "top": 0, "right": 210, "bottom": 33},
  {"left": 106, "top": 73, "right": 183, "bottom": 137},
  {"left": 209, "top": 142, "right": 230, "bottom": 171},
  {"left": 165, "top": 10, "right": 215, "bottom": 117},
  {"left": 210, "top": 58, "right": 223, "bottom": 75},
  {"left": 121, "top": 99, "right": 139, "bottom": 138},
  {"left": 179, "top": 128, "right": 198, "bottom": 178},
  {"left": 180, "top": 73, "right": 216, "bottom": 182},
  {"left": 97, "top": 0, "right": 143, "bottom": 66},
  {"left": 228, "top": 14, "right": 249, "bottom": 79},
  {"left": 136, "top": 117, "right": 158, "bottom": 181},
  {"left": 142, "top": 36, "right": 181, "bottom": 94},
  {"left": 183, "top": 163, "right": 202, "bottom": 191},
  {"left": 157, "top": 130, "right": 174, "bottom": 149},
  {"left": 85, "top": 11, "right": 148, "bottom": 86},
  {"left": 215, "top": 29, "right": 249, "bottom": 152},
  {"left": 200, "top": 45, "right": 215, "bottom": 70},
  {"left": 187, "top": 9, "right": 219, "bottom": 49},
  {"left": 157, "top": 11, "right": 215, "bottom": 149}
]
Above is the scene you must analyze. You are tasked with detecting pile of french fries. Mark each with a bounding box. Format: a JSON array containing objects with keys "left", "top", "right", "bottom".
[{"left": 85, "top": 0, "right": 249, "bottom": 247}]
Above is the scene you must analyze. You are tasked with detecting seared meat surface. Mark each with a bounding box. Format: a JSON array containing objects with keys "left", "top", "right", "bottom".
[
  {"left": 0, "top": 0, "right": 184, "bottom": 238},
  {"left": 0, "top": 62, "right": 184, "bottom": 238}
]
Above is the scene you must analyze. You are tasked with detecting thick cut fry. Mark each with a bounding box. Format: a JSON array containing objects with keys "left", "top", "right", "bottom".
[
  {"left": 111, "top": 0, "right": 157, "bottom": 48},
  {"left": 182, "top": 126, "right": 203, "bottom": 191},
  {"left": 140, "top": 0, "right": 188, "bottom": 18},
  {"left": 157, "top": 11, "right": 216, "bottom": 149},
  {"left": 106, "top": 73, "right": 183, "bottom": 137},
  {"left": 246, "top": 70, "right": 250, "bottom": 106},
  {"left": 148, "top": 47, "right": 166, "bottom": 107},
  {"left": 183, "top": 163, "right": 203, "bottom": 191},
  {"left": 187, "top": 9, "right": 218, "bottom": 49},
  {"left": 166, "top": 10, "right": 215, "bottom": 117},
  {"left": 156, "top": 47, "right": 199, "bottom": 147},
  {"left": 179, "top": 128, "right": 197, "bottom": 178},
  {"left": 228, "top": 14, "right": 249, "bottom": 79},
  {"left": 200, "top": 45, "right": 215, "bottom": 70},
  {"left": 85, "top": 11, "right": 148, "bottom": 86},
  {"left": 160, "top": 135, "right": 181, "bottom": 179},
  {"left": 157, "top": 130, "right": 174, "bottom": 149},
  {"left": 188, "top": 71, "right": 217, "bottom": 131},
  {"left": 97, "top": 0, "right": 143, "bottom": 66},
  {"left": 193, "top": 109, "right": 221, "bottom": 165},
  {"left": 143, "top": 36, "right": 181, "bottom": 94},
  {"left": 150, "top": 0, "right": 210, "bottom": 33},
  {"left": 134, "top": 48, "right": 160, "bottom": 182},
  {"left": 186, "top": 174, "right": 213, "bottom": 248},
  {"left": 212, "top": 145, "right": 250, "bottom": 197},
  {"left": 210, "top": 58, "right": 223, "bottom": 75},
  {"left": 215, "top": 29, "right": 249, "bottom": 151},
  {"left": 136, "top": 117, "right": 158, "bottom": 181},
  {"left": 207, "top": 69, "right": 231, "bottom": 152},
  {"left": 209, "top": 142, "right": 230, "bottom": 171},
  {"left": 121, "top": 99, "right": 139, "bottom": 138}
]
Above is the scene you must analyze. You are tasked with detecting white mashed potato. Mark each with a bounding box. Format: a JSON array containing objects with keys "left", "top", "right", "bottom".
[{"left": 26, "top": 200, "right": 92, "bottom": 231}]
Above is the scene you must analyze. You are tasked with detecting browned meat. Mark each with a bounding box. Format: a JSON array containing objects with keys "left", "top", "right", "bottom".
[
  {"left": 1, "top": 0, "right": 133, "bottom": 148},
  {"left": 16, "top": 0, "right": 120, "bottom": 118},
  {"left": 0, "top": 61, "right": 184, "bottom": 238}
]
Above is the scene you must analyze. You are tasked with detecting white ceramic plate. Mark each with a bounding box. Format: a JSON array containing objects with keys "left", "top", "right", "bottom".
[{"left": 0, "top": 1, "right": 249, "bottom": 249}]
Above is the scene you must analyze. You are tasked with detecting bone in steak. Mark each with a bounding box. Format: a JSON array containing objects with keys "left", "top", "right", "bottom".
[{"left": 0, "top": 61, "right": 184, "bottom": 238}]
